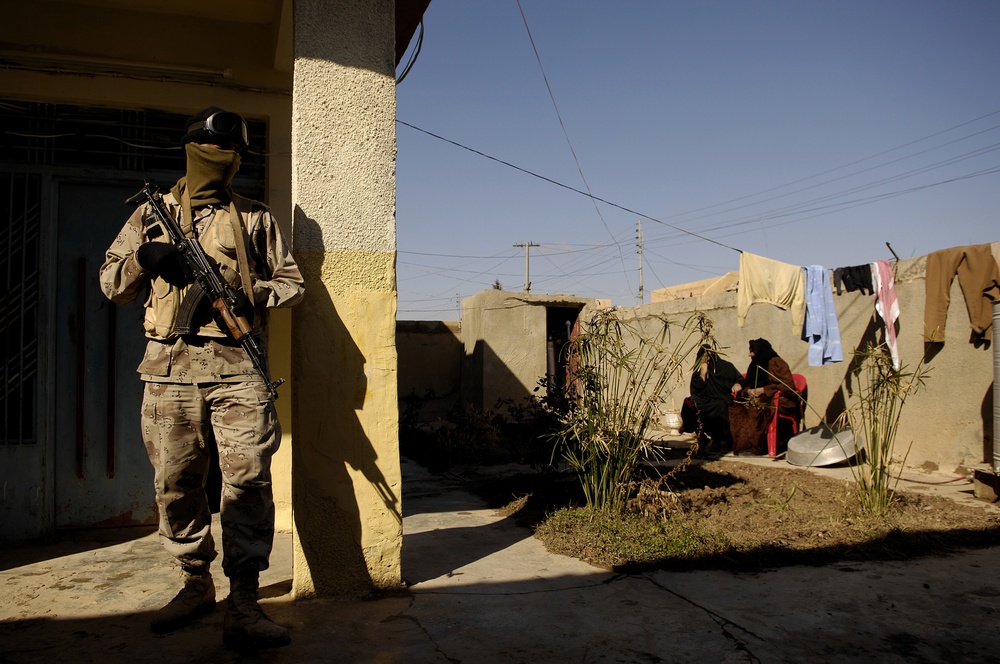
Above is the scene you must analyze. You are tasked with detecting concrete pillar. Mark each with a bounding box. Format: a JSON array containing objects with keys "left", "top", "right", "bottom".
[{"left": 290, "top": 0, "right": 401, "bottom": 597}]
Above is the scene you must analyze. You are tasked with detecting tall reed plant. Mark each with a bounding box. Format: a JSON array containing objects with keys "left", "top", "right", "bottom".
[
  {"left": 843, "top": 343, "right": 928, "bottom": 516},
  {"left": 552, "top": 309, "right": 708, "bottom": 512}
]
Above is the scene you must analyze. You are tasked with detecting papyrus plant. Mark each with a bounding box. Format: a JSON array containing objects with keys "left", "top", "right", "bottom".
[
  {"left": 841, "top": 343, "right": 928, "bottom": 516},
  {"left": 552, "top": 309, "right": 706, "bottom": 512}
]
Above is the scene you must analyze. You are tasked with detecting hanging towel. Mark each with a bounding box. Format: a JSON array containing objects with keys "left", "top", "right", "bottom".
[
  {"left": 737, "top": 251, "right": 806, "bottom": 333},
  {"left": 873, "top": 260, "right": 900, "bottom": 370},
  {"left": 802, "top": 266, "right": 843, "bottom": 366},
  {"left": 924, "top": 244, "right": 1000, "bottom": 343},
  {"left": 832, "top": 264, "right": 874, "bottom": 295}
]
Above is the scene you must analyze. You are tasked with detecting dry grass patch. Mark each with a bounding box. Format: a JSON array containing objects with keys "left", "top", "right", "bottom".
[{"left": 476, "top": 461, "right": 1000, "bottom": 572}]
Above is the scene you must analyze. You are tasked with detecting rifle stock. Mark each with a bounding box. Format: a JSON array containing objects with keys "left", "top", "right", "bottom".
[{"left": 128, "top": 181, "right": 284, "bottom": 400}]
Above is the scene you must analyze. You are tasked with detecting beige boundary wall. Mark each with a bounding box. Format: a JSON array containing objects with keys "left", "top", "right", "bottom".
[
  {"left": 397, "top": 321, "right": 462, "bottom": 424},
  {"left": 460, "top": 290, "right": 608, "bottom": 413},
  {"left": 401, "top": 254, "right": 997, "bottom": 476},
  {"left": 633, "top": 250, "right": 997, "bottom": 475}
]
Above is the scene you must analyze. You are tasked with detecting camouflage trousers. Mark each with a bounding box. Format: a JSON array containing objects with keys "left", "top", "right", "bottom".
[{"left": 141, "top": 381, "right": 281, "bottom": 577}]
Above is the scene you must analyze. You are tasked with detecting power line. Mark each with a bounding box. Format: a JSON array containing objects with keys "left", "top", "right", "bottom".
[
  {"left": 401, "top": 105, "right": 1000, "bottom": 260},
  {"left": 647, "top": 126, "right": 1000, "bottom": 239},
  {"left": 515, "top": 0, "right": 633, "bottom": 297},
  {"left": 659, "top": 156, "right": 1000, "bottom": 244},
  {"left": 648, "top": 109, "right": 1000, "bottom": 227},
  {"left": 397, "top": 119, "right": 743, "bottom": 253},
  {"left": 399, "top": 249, "right": 516, "bottom": 259},
  {"left": 397, "top": 106, "right": 1000, "bottom": 313}
]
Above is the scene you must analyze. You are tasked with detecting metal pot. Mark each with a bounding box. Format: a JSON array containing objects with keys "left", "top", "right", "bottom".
[{"left": 787, "top": 425, "right": 864, "bottom": 467}]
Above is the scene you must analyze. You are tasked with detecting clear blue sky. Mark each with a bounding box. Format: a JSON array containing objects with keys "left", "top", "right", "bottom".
[{"left": 394, "top": 1, "right": 1000, "bottom": 320}]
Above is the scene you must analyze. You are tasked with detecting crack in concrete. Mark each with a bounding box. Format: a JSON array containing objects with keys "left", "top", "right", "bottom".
[
  {"left": 639, "top": 573, "right": 764, "bottom": 663},
  {"left": 393, "top": 595, "right": 461, "bottom": 663}
]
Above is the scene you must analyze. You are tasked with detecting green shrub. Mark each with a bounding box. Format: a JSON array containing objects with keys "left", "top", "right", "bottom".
[{"left": 550, "top": 309, "right": 709, "bottom": 512}]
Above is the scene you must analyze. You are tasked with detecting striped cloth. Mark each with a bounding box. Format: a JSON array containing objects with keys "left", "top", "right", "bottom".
[{"left": 873, "top": 260, "right": 900, "bottom": 370}]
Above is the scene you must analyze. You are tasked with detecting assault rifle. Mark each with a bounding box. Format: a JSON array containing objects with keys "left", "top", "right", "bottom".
[{"left": 127, "top": 181, "right": 284, "bottom": 400}]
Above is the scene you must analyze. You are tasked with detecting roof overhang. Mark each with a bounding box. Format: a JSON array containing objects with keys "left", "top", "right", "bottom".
[{"left": 396, "top": 0, "right": 432, "bottom": 66}]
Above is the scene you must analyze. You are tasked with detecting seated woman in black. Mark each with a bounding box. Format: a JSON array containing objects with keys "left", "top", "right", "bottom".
[
  {"left": 729, "top": 338, "right": 798, "bottom": 456},
  {"left": 680, "top": 345, "right": 742, "bottom": 456}
]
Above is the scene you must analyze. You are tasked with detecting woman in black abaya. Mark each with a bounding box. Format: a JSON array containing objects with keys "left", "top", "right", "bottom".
[
  {"left": 680, "top": 345, "right": 743, "bottom": 456},
  {"left": 728, "top": 338, "right": 798, "bottom": 456}
]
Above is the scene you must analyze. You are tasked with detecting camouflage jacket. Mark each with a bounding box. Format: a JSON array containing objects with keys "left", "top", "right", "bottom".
[{"left": 99, "top": 191, "right": 305, "bottom": 383}]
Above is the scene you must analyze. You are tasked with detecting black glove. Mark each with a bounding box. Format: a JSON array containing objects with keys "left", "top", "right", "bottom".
[
  {"left": 216, "top": 264, "right": 255, "bottom": 319},
  {"left": 135, "top": 243, "right": 194, "bottom": 286},
  {"left": 231, "top": 289, "right": 255, "bottom": 320}
]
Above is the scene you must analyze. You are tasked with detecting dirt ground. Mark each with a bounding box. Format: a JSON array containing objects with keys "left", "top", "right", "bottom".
[{"left": 468, "top": 459, "right": 1000, "bottom": 572}]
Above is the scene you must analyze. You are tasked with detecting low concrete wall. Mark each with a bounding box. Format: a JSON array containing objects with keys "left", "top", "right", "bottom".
[
  {"left": 397, "top": 320, "right": 462, "bottom": 424},
  {"left": 460, "top": 291, "right": 605, "bottom": 413},
  {"left": 634, "top": 252, "right": 994, "bottom": 475}
]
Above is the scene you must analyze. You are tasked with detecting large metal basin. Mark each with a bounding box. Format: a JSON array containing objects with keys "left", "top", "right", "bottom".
[{"left": 786, "top": 425, "right": 864, "bottom": 467}]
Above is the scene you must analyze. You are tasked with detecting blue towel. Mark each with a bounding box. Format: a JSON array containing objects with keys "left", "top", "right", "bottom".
[{"left": 802, "top": 266, "right": 844, "bottom": 366}]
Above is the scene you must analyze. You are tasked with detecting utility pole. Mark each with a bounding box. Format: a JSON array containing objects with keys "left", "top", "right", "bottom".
[
  {"left": 513, "top": 242, "right": 539, "bottom": 292},
  {"left": 636, "top": 220, "right": 644, "bottom": 305}
]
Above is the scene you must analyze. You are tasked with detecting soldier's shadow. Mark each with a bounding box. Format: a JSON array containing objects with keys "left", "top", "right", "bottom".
[{"left": 289, "top": 206, "right": 400, "bottom": 595}]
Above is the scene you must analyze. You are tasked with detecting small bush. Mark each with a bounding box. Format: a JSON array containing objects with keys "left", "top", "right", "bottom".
[{"left": 401, "top": 390, "right": 563, "bottom": 470}]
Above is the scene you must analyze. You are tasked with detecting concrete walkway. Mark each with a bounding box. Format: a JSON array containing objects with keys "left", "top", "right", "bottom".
[{"left": 1, "top": 456, "right": 998, "bottom": 663}]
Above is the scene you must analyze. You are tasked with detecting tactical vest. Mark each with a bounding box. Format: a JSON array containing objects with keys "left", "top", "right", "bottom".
[{"left": 140, "top": 193, "right": 258, "bottom": 340}]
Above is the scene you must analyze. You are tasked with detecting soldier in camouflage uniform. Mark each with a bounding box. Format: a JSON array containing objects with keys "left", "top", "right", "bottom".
[{"left": 99, "top": 107, "right": 304, "bottom": 650}]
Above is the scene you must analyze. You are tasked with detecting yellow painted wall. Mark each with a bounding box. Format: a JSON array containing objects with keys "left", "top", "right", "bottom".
[{"left": 290, "top": 0, "right": 402, "bottom": 596}]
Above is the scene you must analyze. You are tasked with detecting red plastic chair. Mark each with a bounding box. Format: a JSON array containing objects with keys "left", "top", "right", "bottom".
[{"left": 767, "top": 374, "right": 807, "bottom": 457}]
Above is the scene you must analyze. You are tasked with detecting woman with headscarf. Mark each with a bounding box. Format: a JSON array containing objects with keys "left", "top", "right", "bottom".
[
  {"left": 681, "top": 345, "right": 743, "bottom": 456},
  {"left": 729, "top": 338, "right": 798, "bottom": 456}
]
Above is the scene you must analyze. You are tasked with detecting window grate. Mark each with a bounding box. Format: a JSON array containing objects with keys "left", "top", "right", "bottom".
[
  {"left": 1, "top": 172, "right": 40, "bottom": 445},
  {"left": 0, "top": 100, "right": 266, "bottom": 197}
]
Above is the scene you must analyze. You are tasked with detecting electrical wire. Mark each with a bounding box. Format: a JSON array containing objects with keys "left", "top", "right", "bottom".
[
  {"left": 649, "top": 109, "right": 1000, "bottom": 228},
  {"left": 397, "top": 119, "right": 742, "bottom": 253},
  {"left": 515, "top": 0, "right": 633, "bottom": 298},
  {"left": 395, "top": 105, "right": 1000, "bottom": 314},
  {"left": 656, "top": 159, "right": 1000, "bottom": 245},
  {"left": 647, "top": 128, "right": 1000, "bottom": 240},
  {"left": 4, "top": 130, "right": 184, "bottom": 151},
  {"left": 396, "top": 19, "right": 424, "bottom": 85},
  {"left": 405, "top": 107, "right": 1000, "bottom": 269}
]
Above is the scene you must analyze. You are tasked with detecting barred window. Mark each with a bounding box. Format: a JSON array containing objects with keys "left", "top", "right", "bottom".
[{"left": 1, "top": 172, "right": 40, "bottom": 445}]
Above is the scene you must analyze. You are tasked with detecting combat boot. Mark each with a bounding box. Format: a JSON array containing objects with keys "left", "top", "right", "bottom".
[
  {"left": 150, "top": 567, "right": 216, "bottom": 633},
  {"left": 222, "top": 572, "right": 291, "bottom": 650}
]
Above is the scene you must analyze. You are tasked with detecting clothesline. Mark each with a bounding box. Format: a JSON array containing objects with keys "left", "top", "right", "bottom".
[
  {"left": 734, "top": 241, "right": 1000, "bottom": 370},
  {"left": 735, "top": 240, "right": 899, "bottom": 272},
  {"left": 735, "top": 249, "right": 899, "bottom": 370}
]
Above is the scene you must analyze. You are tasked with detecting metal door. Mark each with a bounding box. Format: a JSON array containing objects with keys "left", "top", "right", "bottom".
[
  {"left": 53, "top": 182, "right": 155, "bottom": 528},
  {"left": 1, "top": 172, "right": 48, "bottom": 540}
]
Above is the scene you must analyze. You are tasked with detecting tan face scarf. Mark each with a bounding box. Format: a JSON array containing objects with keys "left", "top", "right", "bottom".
[{"left": 170, "top": 143, "right": 241, "bottom": 208}]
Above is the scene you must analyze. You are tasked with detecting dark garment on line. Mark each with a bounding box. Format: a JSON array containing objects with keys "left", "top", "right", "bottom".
[{"left": 833, "top": 264, "right": 874, "bottom": 296}]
